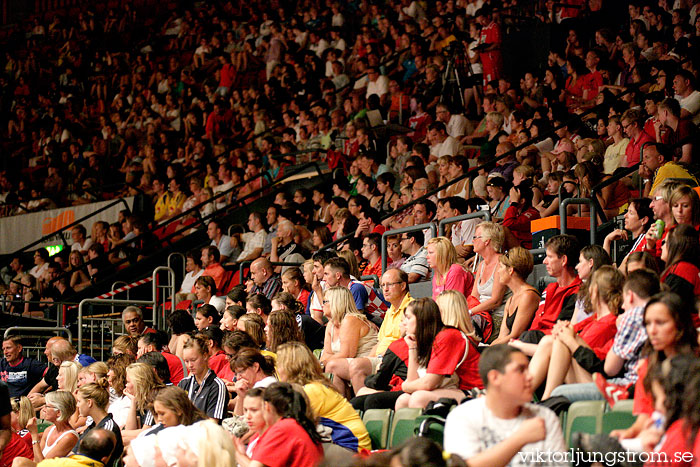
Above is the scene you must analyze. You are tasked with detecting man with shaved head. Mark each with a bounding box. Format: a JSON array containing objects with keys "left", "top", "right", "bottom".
[
  {"left": 245, "top": 257, "right": 282, "bottom": 299},
  {"left": 28, "top": 337, "right": 95, "bottom": 407}
]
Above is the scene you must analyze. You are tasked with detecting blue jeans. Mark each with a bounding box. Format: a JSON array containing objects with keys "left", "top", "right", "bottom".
[{"left": 550, "top": 382, "right": 603, "bottom": 402}]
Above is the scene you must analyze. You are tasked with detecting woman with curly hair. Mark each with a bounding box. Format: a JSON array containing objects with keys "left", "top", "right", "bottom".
[
  {"left": 106, "top": 353, "right": 135, "bottom": 428},
  {"left": 123, "top": 362, "right": 164, "bottom": 440}
]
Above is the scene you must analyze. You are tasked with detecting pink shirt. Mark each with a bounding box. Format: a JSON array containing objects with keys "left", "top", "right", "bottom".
[{"left": 432, "top": 264, "right": 474, "bottom": 299}]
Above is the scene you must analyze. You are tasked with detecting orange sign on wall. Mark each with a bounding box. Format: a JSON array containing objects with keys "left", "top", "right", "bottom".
[{"left": 42, "top": 210, "right": 76, "bottom": 236}]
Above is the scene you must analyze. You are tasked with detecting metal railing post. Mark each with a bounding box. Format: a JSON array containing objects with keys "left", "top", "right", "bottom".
[
  {"left": 78, "top": 298, "right": 155, "bottom": 354},
  {"left": 559, "top": 198, "right": 596, "bottom": 245}
]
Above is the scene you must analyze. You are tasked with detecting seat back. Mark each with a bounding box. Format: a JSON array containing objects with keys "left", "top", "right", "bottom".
[
  {"left": 602, "top": 411, "right": 637, "bottom": 434},
  {"left": 362, "top": 408, "right": 393, "bottom": 450},
  {"left": 408, "top": 281, "right": 432, "bottom": 299},
  {"left": 565, "top": 400, "right": 605, "bottom": 447},
  {"left": 389, "top": 407, "right": 422, "bottom": 448}
]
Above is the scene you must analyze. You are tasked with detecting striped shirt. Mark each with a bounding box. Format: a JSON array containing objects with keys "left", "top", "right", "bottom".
[{"left": 178, "top": 369, "right": 229, "bottom": 420}]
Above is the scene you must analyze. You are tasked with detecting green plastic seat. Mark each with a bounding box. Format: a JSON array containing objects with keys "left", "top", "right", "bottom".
[
  {"left": 611, "top": 399, "right": 634, "bottom": 412},
  {"left": 602, "top": 411, "right": 637, "bottom": 434},
  {"left": 362, "top": 409, "right": 393, "bottom": 450},
  {"left": 389, "top": 408, "right": 422, "bottom": 448},
  {"left": 565, "top": 401, "right": 605, "bottom": 447},
  {"left": 415, "top": 415, "right": 446, "bottom": 448}
]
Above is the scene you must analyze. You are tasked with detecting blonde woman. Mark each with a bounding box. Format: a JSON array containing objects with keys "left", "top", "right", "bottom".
[
  {"left": 469, "top": 222, "right": 510, "bottom": 338},
  {"left": 75, "top": 381, "right": 123, "bottom": 467},
  {"left": 112, "top": 335, "right": 138, "bottom": 357},
  {"left": 277, "top": 342, "right": 372, "bottom": 452},
  {"left": 57, "top": 361, "right": 81, "bottom": 393},
  {"left": 10, "top": 396, "right": 33, "bottom": 443},
  {"left": 427, "top": 237, "right": 473, "bottom": 299},
  {"left": 106, "top": 353, "right": 135, "bottom": 428},
  {"left": 321, "top": 286, "right": 378, "bottom": 397},
  {"left": 123, "top": 363, "right": 164, "bottom": 441},
  {"left": 435, "top": 290, "right": 480, "bottom": 344},
  {"left": 24, "top": 391, "right": 78, "bottom": 464},
  {"left": 77, "top": 362, "right": 109, "bottom": 388},
  {"left": 491, "top": 247, "right": 540, "bottom": 345}
]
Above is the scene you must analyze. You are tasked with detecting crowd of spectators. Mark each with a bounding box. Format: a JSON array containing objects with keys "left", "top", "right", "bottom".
[{"left": 1, "top": 0, "right": 700, "bottom": 465}]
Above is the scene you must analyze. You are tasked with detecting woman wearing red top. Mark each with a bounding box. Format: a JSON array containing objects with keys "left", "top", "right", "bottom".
[
  {"left": 640, "top": 354, "right": 699, "bottom": 467},
  {"left": 395, "top": 297, "right": 482, "bottom": 410},
  {"left": 233, "top": 382, "right": 323, "bottom": 467},
  {"left": 503, "top": 185, "right": 541, "bottom": 250},
  {"left": 529, "top": 266, "right": 623, "bottom": 399},
  {"left": 281, "top": 267, "right": 311, "bottom": 309},
  {"left": 610, "top": 292, "right": 698, "bottom": 442},
  {"left": 562, "top": 57, "right": 588, "bottom": 108},
  {"left": 660, "top": 224, "right": 700, "bottom": 326}
]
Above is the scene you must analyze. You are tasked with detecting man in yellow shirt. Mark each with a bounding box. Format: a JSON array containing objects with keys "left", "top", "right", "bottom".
[
  {"left": 642, "top": 143, "right": 697, "bottom": 198},
  {"left": 38, "top": 429, "right": 115, "bottom": 467},
  {"left": 348, "top": 268, "right": 413, "bottom": 392}
]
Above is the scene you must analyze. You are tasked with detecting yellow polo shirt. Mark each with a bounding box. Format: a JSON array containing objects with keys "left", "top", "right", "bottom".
[{"left": 376, "top": 292, "right": 413, "bottom": 356}]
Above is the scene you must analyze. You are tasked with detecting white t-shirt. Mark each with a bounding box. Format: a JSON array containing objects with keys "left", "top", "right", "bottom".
[
  {"left": 444, "top": 397, "right": 567, "bottom": 467},
  {"left": 446, "top": 114, "right": 470, "bottom": 138},
  {"left": 179, "top": 269, "right": 204, "bottom": 295},
  {"left": 71, "top": 238, "right": 93, "bottom": 253},
  {"left": 366, "top": 75, "right": 390, "bottom": 98},
  {"left": 108, "top": 392, "right": 132, "bottom": 428},
  {"left": 430, "top": 135, "right": 461, "bottom": 158},
  {"left": 676, "top": 90, "right": 700, "bottom": 125},
  {"left": 209, "top": 295, "right": 226, "bottom": 313},
  {"left": 236, "top": 230, "right": 266, "bottom": 262}
]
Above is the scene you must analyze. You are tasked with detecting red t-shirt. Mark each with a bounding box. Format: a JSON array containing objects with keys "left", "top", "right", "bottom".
[
  {"left": 209, "top": 351, "right": 230, "bottom": 380},
  {"left": 530, "top": 277, "right": 582, "bottom": 333},
  {"left": 633, "top": 359, "right": 653, "bottom": 416},
  {"left": 574, "top": 313, "right": 618, "bottom": 360},
  {"left": 252, "top": 418, "right": 323, "bottom": 467},
  {"left": 662, "top": 262, "right": 700, "bottom": 298},
  {"left": 0, "top": 431, "right": 33, "bottom": 466},
  {"left": 297, "top": 289, "right": 310, "bottom": 309},
  {"left": 626, "top": 130, "right": 653, "bottom": 167},
  {"left": 427, "top": 328, "right": 483, "bottom": 390},
  {"left": 362, "top": 258, "right": 382, "bottom": 278},
  {"left": 162, "top": 351, "right": 185, "bottom": 385},
  {"left": 646, "top": 419, "right": 694, "bottom": 467}
]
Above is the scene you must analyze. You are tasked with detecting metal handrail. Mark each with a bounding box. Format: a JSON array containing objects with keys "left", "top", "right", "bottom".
[
  {"left": 77, "top": 298, "right": 154, "bottom": 353},
  {"left": 152, "top": 266, "right": 176, "bottom": 328},
  {"left": 381, "top": 223, "right": 437, "bottom": 274},
  {"left": 360, "top": 274, "right": 380, "bottom": 289},
  {"left": 168, "top": 252, "right": 186, "bottom": 280},
  {"left": 559, "top": 198, "right": 597, "bottom": 245},
  {"left": 438, "top": 211, "right": 492, "bottom": 236},
  {"left": 4, "top": 326, "right": 72, "bottom": 340}
]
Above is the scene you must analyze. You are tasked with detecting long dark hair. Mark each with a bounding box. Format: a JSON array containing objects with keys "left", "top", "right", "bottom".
[
  {"left": 663, "top": 224, "right": 700, "bottom": 274},
  {"left": 266, "top": 310, "right": 304, "bottom": 353},
  {"left": 577, "top": 245, "right": 612, "bottom": 315},
  {"left": 263, "top": 382, "right": 322, "bottom": 445},
  {"left": 642, "top": 293, "right": 699, "bottom": 395},
  {"left": 408, "top": 298, "right": 444, "bottom": 367},
  {"left": 683, "top": 362, "right": 700, "bottom": 447},
  {"left": 649, "top": 354, "right": 700, "bottom": 431},
  {"left": 231, "top": 347, "right": 276, "bottom": 376}
]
